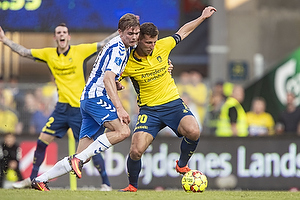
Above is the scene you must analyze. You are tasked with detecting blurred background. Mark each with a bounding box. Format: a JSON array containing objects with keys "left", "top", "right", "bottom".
[{"left": 1, "top": 0, "right": 300, "bottom": 191}]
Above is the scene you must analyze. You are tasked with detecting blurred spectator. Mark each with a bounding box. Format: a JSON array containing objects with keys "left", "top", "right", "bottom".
[
  {"left": 181, "top": 92, "right": 201, "bottom": 125},
  {"left": 246, "top": 97, "right": 275, "bottom": 136},
  {"left": 0, "top": 133, "right": 22, "bottom": 188},
  {"left": 0, "top": 76, "right": 18, "bottom": 111},
  {"left": 41, "top": 75, "right": 58, "bottom": 111},
  {"left": 275, "top": 92, "right": 300, "bottom": 136},
  {"left": 25, "top": 87, "right": 53, "bottom": 135},
  {"left": 177, "top": 71, "right": 191, "bottom": 96},
  {"left": 223, "top": 82, "right": 234, "bottom": 97},
  {"left": 29, "top": 101, "right": 52, "bottom": 135},
  {"left": 187, "top": 71, "right": 208, "bottom": 124},
  {"left": 212, "top": 80, "right": 234, "bottom": 98},
  {"left": 6, "top": 76, "right": 28, "bottom": 135},
  {"left": 0, "top": 92, "right": 19, "bottom": 135},
  {"left": 212, "top": 81, "right": 225, "bottom": 97},
  {"left": 1, "top": 87, "right": 16, "bottom": 110},
  {"left": 17, "top": 92, "right": 36, "bottom": 134},
  {"left": 204, "top": 91, "right": 226, "bottom": 135},
  {"left": 177, "top": 71, "right": 208, "bottom": 124},
  {"left": 215, "top": 84, "right": 248, "bottom": 137}
]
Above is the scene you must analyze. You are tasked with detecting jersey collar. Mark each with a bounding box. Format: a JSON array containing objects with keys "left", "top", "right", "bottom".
[
  {"left": 133, "top": 48, "right": 153, "bottom": 62},
  {"left": 56, "top": 45, "right": 71, "bottom": 56},
  {"left": 133, "top": 49, "right": 142, "bottom": 62}
]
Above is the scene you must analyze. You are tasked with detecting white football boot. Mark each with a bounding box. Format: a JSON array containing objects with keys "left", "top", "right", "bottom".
[
  {"left": 12, "top": 177, "right": 31, "bottom": 189},
  {"left": 100, "top": 184, "right": 112, "bottom": 191}
]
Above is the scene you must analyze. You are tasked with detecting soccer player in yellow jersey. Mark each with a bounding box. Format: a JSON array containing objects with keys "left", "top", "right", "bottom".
[
  {"left": 120, "top": 6, "right": 217, "bottom": 192},
  {"left": 0, "top": 24, "right": 118, "bottom": 190}
]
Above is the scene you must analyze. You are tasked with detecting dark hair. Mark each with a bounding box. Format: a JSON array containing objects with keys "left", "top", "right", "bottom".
[
  {"left": 140, "top": 22, "right": 159, "bottom": 39},
  {"left": 57, "top": 23, "right": 67, "bottom": 27},
  {"left": 251, "top": 96, "right": 266, "bottom": 109},
  {"left": 253, "top": 96, "right": 266, "bottom": 103},
  {"left": 118, "top": 14, "right": 140, "bottom": 32},
  {"left": 54, "top": 23, "right": 69, "bottom": 34}
]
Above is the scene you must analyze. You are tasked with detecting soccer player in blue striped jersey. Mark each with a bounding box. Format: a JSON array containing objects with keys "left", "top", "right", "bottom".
[
  {"left": 119, "top": 6, "right": 217, "bottom": 192},
  {"left": 0, "top": 23, "right": 119, "bottom": 190},
  {"left": 30, "top": 13, "right": 140, "bottom": 191}
]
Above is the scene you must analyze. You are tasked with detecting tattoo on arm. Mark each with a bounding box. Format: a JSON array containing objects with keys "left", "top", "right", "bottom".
[{"left": 4, "top": 38, "right": 33, "bottom": 59}]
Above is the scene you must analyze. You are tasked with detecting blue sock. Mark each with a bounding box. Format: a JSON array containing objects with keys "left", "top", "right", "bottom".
[
  {"left": 30, "top": 139, "right": 48, "bottom": 180},
  {"left": 177, "top": 137, "right": 199, "bottom": 167},
  {"left": 127, "top": 156, "right": 141, "bottom": 188},
  {"left": 92, "top": 154, "right": 110, "bottom": 186}
]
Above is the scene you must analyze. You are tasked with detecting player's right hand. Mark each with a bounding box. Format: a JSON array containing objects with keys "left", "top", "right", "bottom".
[
  {"left": 201, "top": 6, "right": 217, "bottom": 19},
  {"left": 117, "top": 108, "right": 130, "bottom": 125}
]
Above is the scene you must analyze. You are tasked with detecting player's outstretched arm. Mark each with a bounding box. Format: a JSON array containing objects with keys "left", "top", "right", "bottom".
[
  {"left": 176, "top": 6, "right": 216, "bottom": 40},
  {"left": 0, "top": 26, "right": 33, "bottom": 59},
  {"left": 97, "top": 31, "right": 119, "bottom": 51}
]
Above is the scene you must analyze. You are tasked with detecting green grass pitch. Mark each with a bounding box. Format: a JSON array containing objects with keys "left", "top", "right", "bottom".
[{"left": 1, "top": 189, "right": 300, "bottom": 200}]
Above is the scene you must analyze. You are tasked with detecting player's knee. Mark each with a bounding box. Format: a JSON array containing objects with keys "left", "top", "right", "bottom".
[
  {"left": 188, "top": 132, "right": 200, "bottom": 141},
  {"left": 185, "top": 126, "right": 201, "bottom": 141},
  {"left": 130, "top": 148, "right": 143, "bottom": 160}
]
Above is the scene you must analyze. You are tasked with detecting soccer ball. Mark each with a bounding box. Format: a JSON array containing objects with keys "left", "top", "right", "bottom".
[{"left": 181, "top": 170, "right": 208, "bottom": 193}]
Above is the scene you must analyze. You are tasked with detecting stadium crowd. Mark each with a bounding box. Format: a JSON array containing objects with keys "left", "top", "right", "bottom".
[{"left": 0, "top": 70, "right": 298, "bottom": 138}]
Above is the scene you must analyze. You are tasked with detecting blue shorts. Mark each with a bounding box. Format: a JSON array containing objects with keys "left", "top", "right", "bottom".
[
  {"left": 79, "top": 96, "right": 118, "bottom": 140},
  {"left": 133, "top": 98, "right": 195, "bottom": 138},
  {"left": 42, "top": 102, "right": 81, "bottom": 142}
]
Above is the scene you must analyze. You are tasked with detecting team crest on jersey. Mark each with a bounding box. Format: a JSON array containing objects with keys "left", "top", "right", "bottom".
[
  {"left": 156, "top": 56, "right": 162, "bottom": 63},
  {"left": 69, "top": 58, "right": 73, "bottom": 62},
  {"left": 115, "top": 57, "right": 122, "bottom": 66}
]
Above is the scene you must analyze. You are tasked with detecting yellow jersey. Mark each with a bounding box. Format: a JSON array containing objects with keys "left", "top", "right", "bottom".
[
  {"left": 246, "top": 111, "right": 275, "bottom": 136},
  {"left": 122, "top": 36, "right": 179, "bottom": 106},
  {"left": 31, "top": 43, "right": 97, "bottom": 107},
  {"left": 0, "top": 109, "right": 18, "bottom": 134}
]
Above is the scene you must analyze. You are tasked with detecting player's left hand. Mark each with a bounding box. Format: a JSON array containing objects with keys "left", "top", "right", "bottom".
[{"left": 201, "top": 6, "right": 217, "bottom": 19}]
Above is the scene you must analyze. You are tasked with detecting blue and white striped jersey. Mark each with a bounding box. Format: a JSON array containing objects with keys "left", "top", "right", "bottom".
[{"left": 81, "top": 35, "right": 132, "bottom": 100}]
